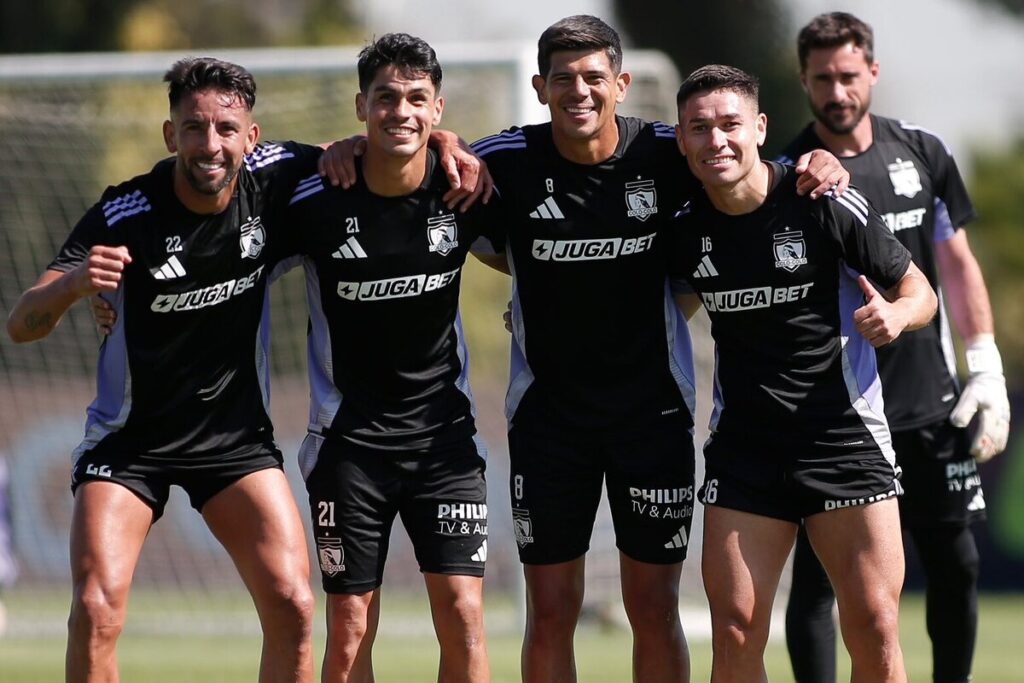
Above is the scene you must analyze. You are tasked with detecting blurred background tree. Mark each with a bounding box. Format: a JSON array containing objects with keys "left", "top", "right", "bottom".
[
  {"left": 0, "top": 0, "right": 361, "bottom": 52},
  {"left": 614, "top": 0, "right": 808, "bottom": 157}
]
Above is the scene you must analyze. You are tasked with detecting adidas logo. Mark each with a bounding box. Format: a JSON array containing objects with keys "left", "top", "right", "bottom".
[
  {"left": 967, "top": 490, "right": 986, "bottom": 512},
  {"left": 530, "top": 196, "right": 565, "bottom": 220},
  {"left": 664, "top": 527, "right": 688, "bottom": 550},
  {"left": 471, "top": 540, "right": 487, "bottom": 562},
  {"left": 332, "top": 236, "right": 368, "bottom": 259},
  {"left": 151, "top": 255, "right": 186, "bottom": 280},
  {"left": 692, "top": 254, "right": 719, "bottom": 279}
]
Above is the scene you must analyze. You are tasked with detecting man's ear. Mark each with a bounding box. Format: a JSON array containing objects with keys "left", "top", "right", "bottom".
[
  {"left": 433, "top": 96, "right": 444, "bottom": 126},
  {"left": 614, "top": 71, "right": 631, "bottom": 104},
  {"left": 163, "top": 120, "right": 176, "bottom": 153},
  {"left": 245, "top": 121, "right": 260, "bottom": 155},
  {"left": 674, "top": 122, "right": 687, "bottom": 156},
  {"left": 532, "top": 74, "right": 549, "bottom": 105},
  {"left": 355, "top": 92, "right": 367, "bottom": 122}
]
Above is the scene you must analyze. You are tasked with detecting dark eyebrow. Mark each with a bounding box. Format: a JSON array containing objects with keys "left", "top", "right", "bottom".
[
  {"left": 685, "top": 111, "right": 741, "bottom": 125},
  {"left": 370, "top": 84, "right": 432, "bottom": 97}
]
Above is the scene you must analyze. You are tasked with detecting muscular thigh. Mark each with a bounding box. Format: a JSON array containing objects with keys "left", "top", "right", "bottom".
[{"left": 804, "top": 497, "right": 904, "bottom": 604}]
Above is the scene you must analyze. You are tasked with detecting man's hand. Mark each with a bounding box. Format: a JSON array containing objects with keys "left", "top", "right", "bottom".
[
  {"left": 950, "top": 335, "right": 1011, "bottom": 462},
  {"left": 431, "top": 130, "right": 494, "bottom": 211},
  {"left": 90, "top": 295, "right": 116, "bottom": 336},
  {"left": 318, "top": 136, "right": 365, "bottom": 189},
  {"left": 853, "top": 276, "right": 908, "bottom": 347},
  {"left": 794, "top": 149, "right": 850, "bottom": 199},
  {"left": 71, "top": 246, "right": 131, "bottom": 297}
]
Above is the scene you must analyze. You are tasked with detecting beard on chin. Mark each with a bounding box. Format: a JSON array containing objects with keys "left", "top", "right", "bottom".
[
  {"left": 186, "top": 165, "right": 238, "bottom": 195},
  {"left": 814, "top": 103, "right": 865, "bottom": 136}
]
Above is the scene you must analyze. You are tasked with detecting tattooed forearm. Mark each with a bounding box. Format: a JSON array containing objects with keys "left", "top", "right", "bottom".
[{"left": 24, "top": 310, "right": 54, "bottom": 333}]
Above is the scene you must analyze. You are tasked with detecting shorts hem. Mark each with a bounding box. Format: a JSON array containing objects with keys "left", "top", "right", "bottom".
[
  {"left": 421, "top": 565, "right": 485, "bottom": 578},
  {"left": 617, "top": 544, "right": 687, "bottom": 565},
  {"left": 322, "top": 580, "right": 381, "bottom": 595}
]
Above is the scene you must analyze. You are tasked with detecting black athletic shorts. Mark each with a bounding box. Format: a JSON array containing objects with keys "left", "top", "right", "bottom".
[
  {"left": 895, "top": 419, "right": 986, "bottom": 527},
  {"left": 507, "top": 416, "right": 695, "bottom": 565},
  {"left": 71, "top": 443, "right": 284, "bottom": 521},
  {"left": 701, "top": 429, "right": 902, "bottom": 522},
  {"left": 303, "top": 434, "right": 488, "bottom": 594}
]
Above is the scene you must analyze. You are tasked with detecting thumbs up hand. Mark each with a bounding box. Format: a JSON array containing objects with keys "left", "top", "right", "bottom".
[{"left": 853, "top": 275, "right": 909, "bottom": 347}]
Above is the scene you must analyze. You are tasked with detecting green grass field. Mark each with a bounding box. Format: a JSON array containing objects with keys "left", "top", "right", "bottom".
[{"left": 2, "top": 591, "right": 1022, "bottom": 681}]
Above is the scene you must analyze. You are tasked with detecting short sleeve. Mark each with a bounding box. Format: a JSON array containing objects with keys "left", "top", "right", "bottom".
[
  {"left": 824, "top": 186, "right": 911, "bottom": 290},
  {"left": 48, "top": 201, "right": 120, "bottom": 273}
]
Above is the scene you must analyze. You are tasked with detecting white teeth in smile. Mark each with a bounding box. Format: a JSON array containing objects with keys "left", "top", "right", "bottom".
[
  {"left": 385, "top": 127, "right": 415, "bottom": 135},
  {"left": 566, "top": 107, "right": 592, "bottom": 114},
  {"left": 703, "top": 158, "right": 733, "bottom": 165},
  {"left": 196, "top": 162, "right": 222, "bottom": 170}
]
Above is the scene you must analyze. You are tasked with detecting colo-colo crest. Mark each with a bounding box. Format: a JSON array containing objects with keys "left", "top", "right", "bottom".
[
  {"left": 888, "top": 157, "right": 922, "bottom": 199},
  {"left": 239, "top": 215, "right": 266, "bottom": 259},
  {"left": 625, "top": 179, "right": 658, "bottom": 222},
  {"left": 773, "top": 230, "right": 808, "bottom": 272},
  {"left": 427, "top": 214, "right": 458, "bottom": 256}
]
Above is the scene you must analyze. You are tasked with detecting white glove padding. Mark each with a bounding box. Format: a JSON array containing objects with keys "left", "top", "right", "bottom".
[{"left": 949, "top": 335, "right": 1010, "bottom": 463}]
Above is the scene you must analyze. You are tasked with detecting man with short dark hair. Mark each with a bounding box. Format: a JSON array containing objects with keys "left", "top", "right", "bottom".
[
  {"left": 671, "top": 63, "right": 936, "bottom": 682},
  {"left": 283, "top": 33, "right": 498, "bottom": 683},
  {"left": 7, "top": 57, "right": 318, "bottom": 682},
  {"left": 781, "top": 12, "right": 1010, "bottom": 683}
]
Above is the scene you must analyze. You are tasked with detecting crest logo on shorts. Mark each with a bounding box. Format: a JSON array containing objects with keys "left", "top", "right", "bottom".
[
  {"left": 625, "top": 179, "right": 658, "bottom": 222},
  {"left": 316, "top": 536, "right": 345, "bottom": 576},
  {"left": 512, "top": 509, "right": 534, "bottom": 548},
  {"left": 773, "top": 230, "right": 808, "bottom": 272},
  {"left": 239, "top": 215, "right": 266, "bottom": 259},
  {"left": 887, "top": 158, "right": 922, "bottom": 199},
  {"left": 427, "top": 214, "right": 458, "bottom": 256}
]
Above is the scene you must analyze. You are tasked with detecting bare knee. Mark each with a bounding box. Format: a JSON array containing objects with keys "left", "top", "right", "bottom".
[
  {"left": 710, "top": 605, "right": 770, "bottom": 657},
  {"left": 623, "top": 580, "right": 680, "bottom": 635},
  {"left": 259, "top": 577, "right": 316, "bottom": 642},
  {"left": 68, "top": 581, "right": 128, "bottom": 645},
  {"left": 325, "top": 597, "right": 375, "bottom": 667},
  {"left": 527, "top": 588, "right": 583, "bottom": 638},
  {"left": 840, "top": 600, "right": 902, "bottom": 671}
]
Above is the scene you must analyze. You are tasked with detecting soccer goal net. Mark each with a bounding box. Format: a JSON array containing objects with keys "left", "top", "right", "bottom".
[{"left": 0, "top": 43, "right": 713, "bottom": 637}]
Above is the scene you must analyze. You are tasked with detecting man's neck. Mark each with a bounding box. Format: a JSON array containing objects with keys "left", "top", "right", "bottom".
[
  {"left": 813, "top": 113, "right": 873, "bottom": 158},
  {"left": 551, "top": 122, "right": 620, "bottom": 165},
  {"left": 362, "top": 148, "right": 428, "bottom": 197},
  {"left": 705, "top": 161, "right": 772, "bottom": 216}
]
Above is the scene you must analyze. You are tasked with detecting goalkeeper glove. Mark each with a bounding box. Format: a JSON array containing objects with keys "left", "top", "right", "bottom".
[{"left": 949, "top": 334, "right": 1010, "bottom": 463}]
